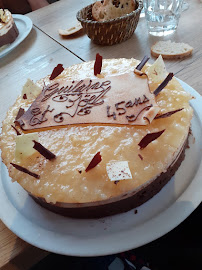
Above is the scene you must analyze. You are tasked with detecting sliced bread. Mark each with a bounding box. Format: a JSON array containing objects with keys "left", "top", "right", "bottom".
[
  {"left": 58, "top": 22, "right": 82, "bottom": 36},
  {"left": 92, "top": 0, "right": 135, "bottom": 22},
  {"left": 151, "top": 40, "right": 193, "bottom": 59}
]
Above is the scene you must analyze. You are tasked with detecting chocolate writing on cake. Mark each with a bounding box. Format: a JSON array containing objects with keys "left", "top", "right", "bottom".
[{"left": 17, "top": 72, "right": 160, "bottom": 130}]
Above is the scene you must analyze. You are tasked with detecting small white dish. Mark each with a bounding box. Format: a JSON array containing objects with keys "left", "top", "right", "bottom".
[
  {"left": 0, "top": 79, "right": 201, "bottom": 256},
  {"left": 0, "top": 15, "right": 33, "bottom": 58}
]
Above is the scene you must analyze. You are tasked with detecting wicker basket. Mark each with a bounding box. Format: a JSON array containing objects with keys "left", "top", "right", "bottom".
[{"left": 77, "top": 0, "right": 143, "bottom": 46}]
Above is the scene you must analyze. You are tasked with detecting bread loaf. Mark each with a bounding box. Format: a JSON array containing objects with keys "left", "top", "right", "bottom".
[{"left": 92, "top": 0, "right": 135, "bottom": 22}]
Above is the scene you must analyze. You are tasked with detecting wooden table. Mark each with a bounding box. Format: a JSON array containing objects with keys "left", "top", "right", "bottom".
[
  {"left": 0, "top": 0, "right": 201, "bottom": 269},
  {"left": 0, "top": 26, "right": 81, "bottom": 269}
]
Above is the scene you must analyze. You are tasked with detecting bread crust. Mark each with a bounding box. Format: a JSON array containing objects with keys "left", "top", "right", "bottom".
[
  {"left": 151, "top": 40, "right": 193, "bottom": 59},
  {"left": 92, "top": 0, "right": 136, "bottom": 21}
]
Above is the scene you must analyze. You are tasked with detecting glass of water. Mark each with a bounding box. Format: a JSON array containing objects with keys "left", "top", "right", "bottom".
[{"left": 144, "top": 0, "right": 184, "bottom": 36}]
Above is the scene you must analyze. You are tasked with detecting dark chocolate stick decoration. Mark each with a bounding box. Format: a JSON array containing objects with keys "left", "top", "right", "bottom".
[
  {"left": 10, "top": 163, "right": 40, "bottom": 179},
  {"left": 153, "top": 73, "right": 174, "bottom": 96},
  {"left": 33, "top": 140, "right": 56, "bottom": 160},
  {"left": 154, "top": 108, "right": 183, "bottom": 120},
  {"left": 136, "top": 56, "right": 150, "bottom": 71},
  {"left": 94, "top": 53, "right": 103, "bottom": 76},
  {"left": 138, "top": 154, "right": 143, "bottom": 160},
  {"left": 85, "top": 152, "right": 102, "bottom": 172},
  {"left": 50, "top": 64, "right": 64, "bottom": 80},
  {"left": 114, "top": 180, "right": 120, "bottom": 185},
  {"left": 138, "top": 129, "right": 165, "bottom": 149},
  {"left": 11, "top": 125, "right": 21, "bottom": 136}
]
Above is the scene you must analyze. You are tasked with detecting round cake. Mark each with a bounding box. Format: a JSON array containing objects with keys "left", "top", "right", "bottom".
[
  {"left": 0, "top": 9, "right": 19, "bottom": 48},
  {"left": 0, "top": 56, "right": 193, "bottom": 218}
]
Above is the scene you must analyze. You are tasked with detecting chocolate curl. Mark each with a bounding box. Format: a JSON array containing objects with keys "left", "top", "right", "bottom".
[
  {"left": 10, "top": 163, "right": 40, "bottom": 179},
  {"left": 154, "top": 108, "right": 183, "bottom": 120},
  {"left": 153, "top": 73, "right": 174, "bottom": 96},
  {"left": 138, "top": 129, "right": 165, "bottom": 149},
  {"left": 33, "top": 140, "right": 56, "bottom": 160},
  {"left": 15, "top": 107, "right": 25, "bottom": 121},
  {"left": 94, "top": 53, "right": 103, "bottom": 76},
  {"left": 85, "top": 152, "right": 102, "bottom": 172},
  {"left": 136, "top": 56, "right": 150, "bottom": 71},
  {"left": 50, "top": 64, "right": 64, "bottom": 80}
]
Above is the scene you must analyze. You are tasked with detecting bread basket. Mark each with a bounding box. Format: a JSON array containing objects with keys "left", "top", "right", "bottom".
[{"left": 77, "top": 0, "right": 143, "bottom": 46}]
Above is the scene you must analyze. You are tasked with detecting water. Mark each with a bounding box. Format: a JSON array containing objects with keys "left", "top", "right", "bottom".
[
  {"left": 144, "top": 0, "right": 184, "bottom": 36},
  {"left": 146, "top": 10, "right": 180, "bottom": 36}
]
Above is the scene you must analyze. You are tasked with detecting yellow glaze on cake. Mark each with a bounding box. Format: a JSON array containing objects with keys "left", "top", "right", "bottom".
[{"left": 0, "top": 58, "right": 193, "bottom": 204}]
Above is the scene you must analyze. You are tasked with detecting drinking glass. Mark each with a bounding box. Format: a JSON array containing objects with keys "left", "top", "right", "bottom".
[{"left": 144, "top": 0, "right": 184, "bottom": 36}]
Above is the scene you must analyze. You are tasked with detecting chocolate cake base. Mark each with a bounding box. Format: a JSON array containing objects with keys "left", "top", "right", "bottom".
[
  {"left": 0, "top": 23, "right": 19, "bottom": 47},
  {"left": 30, "top": 136, "right": 189, "bottom": 219}
]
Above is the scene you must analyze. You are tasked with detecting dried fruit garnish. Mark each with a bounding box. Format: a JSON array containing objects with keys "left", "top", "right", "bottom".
[
  {"left": 33, "top": 140, "right": 56, "bottom": 160},
  {"left": 154, "top": 108, "right": 183, "bottom": 119},
  {"left": 153, "top": 73, "right": 174, "bottom": 96},
  {"left": 50, "top": 64, "right": 64, "bottom": 80},
  {"left": 138, "top": 154, "right": 143, "bottom": 160},
  {"left": 94, "top": 53, "right": 102, "bottom": 76},
  {"left": 85, "top": 152, "right": 102, "bottom": 172},
  {"left": 10, "top": 163, "right": 40, "bottom": 179},
  {"left": 136, "top": 56, "right": 150, "bottom": 71},
  {"left": 138, "top": 129, "right": 165, "bottom": 149},
  {"left": 23, "top": 94, "right": 27, "bottom": 99}
]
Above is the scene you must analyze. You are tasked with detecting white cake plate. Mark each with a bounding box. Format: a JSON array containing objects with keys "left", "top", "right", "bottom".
[
  {"left": 0, "top": 79, "right": 201, "bottom": 256},
  {"left": 0, "top": 15, "right": 33, "bottom": 58}
]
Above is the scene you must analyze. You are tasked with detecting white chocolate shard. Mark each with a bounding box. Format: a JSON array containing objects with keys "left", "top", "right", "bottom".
[
  {"left": 15, "top": 133, "right": 38, "bottom": 162},
  {"left": 106, "top": 161, "right": 132, "bottom": 181},
  {"left": 21, "top": 79, "right": 42, "bottom": 99},
  {"left": 147, "top": 55, "right": 168, "bottom": 84}
]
